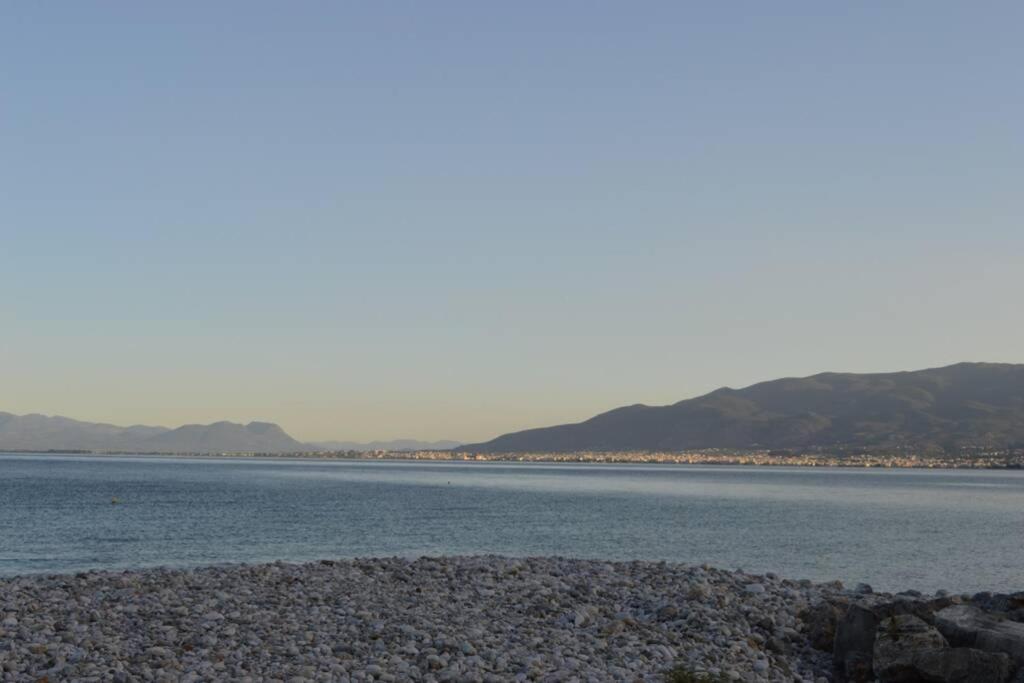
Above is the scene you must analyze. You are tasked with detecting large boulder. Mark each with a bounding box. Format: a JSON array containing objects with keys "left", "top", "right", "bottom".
[
  {"left": 800, "top": 600, "right": 845, "bottom": 651},
  {"left": 934, "top": 604, "right": 1024, "bottom": 667},
  {"left": 873, "top": 613, "right": 1013, "bottom": 683},
  {"left": 912, "top": 647, "right": 1012, "bottom": 683},
  {"left": 873, "top": 614, "right": 948, "bottom": 681},
  {"left": 834, "top": 604, "right": 880, "bottom": 682},
  {"left": 831, "top": 602, "right": 942, "bottom": 679}
]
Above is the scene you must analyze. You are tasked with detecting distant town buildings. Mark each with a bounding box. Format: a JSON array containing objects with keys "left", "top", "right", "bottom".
[
  {"left": 237, "top": 447, "right": 1023, "bottom": 469},
  {"left": 18, "top": 446, "right": 1019, "bottom": 469}
]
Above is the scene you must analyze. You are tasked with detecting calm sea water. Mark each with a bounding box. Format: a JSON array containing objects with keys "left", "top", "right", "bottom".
[{"left": 1, "top": 454, "right": 1021, "bottom": 593}]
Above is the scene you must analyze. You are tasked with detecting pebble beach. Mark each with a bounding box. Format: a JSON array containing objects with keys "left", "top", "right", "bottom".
[{"left": 0, "top": 556, "right": 851, "bottom": 682}]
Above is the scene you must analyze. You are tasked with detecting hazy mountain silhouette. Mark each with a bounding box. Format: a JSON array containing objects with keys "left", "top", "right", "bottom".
[
  {"left": 312, "top": 439, "right": 462, "bottom": 452},
  {"left": 457, "top": 363, "right": 1024, "bottom": 454},
  {"left": 0, "top": 414, "right": 306, "bottom": 453},
  {"left": 142, "top": 421, "right": 305, "bottom": 453}
]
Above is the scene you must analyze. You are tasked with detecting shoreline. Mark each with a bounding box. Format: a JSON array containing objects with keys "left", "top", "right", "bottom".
[
  {"left": 0, "top": 556, "right": 848, "bottom": 681},
  {"left": 3, "top": 556, "right": 1021, "bottom": 682}
]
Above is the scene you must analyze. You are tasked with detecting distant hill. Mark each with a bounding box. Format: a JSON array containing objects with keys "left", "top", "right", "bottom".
[
  {"left": 312, "top": 439, "right": 462, "bottom": 452},
  {"left": 0, "top": 413, "right": 306, "bottom": 453},
  {"left": 456, "top": 363, "right": 1024, "bottom": 454},
  {"left": 141, "top": 421, "right": 305, "bottom": 453}
]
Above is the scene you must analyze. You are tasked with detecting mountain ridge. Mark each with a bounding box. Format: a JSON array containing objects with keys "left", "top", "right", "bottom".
[
  {"left": 0, "top": 413, "right": 306, "bottom": 453},
  {"left": 456, "top": 362, "right": 1024, "bottom": 454},
  {"left": 0, "top": 412, "right": 460, "bottom": 454},
  {"left": 311, "top": 439, "right": 462, "bottom": 452}
]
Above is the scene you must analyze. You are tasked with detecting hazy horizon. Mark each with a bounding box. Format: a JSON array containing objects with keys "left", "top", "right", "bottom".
[
  {"left": 4, "top": 3, "right": 1023, "bottom": 442},
  {"left": 3, "top": 360, "right": 1020, "bottom": 445}
]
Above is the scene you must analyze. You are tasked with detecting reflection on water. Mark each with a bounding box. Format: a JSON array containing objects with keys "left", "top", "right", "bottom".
[{"left": 1, "top": 454, "right": 1022, "bottom": 593}]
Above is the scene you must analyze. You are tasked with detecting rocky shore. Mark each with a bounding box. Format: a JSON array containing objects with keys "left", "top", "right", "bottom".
[{"left": 0, "top": 557, "right": 1020, "bottom": 682}]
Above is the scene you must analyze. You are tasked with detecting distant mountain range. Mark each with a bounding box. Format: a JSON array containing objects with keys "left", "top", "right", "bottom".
[
  {"left": 0, "top": 413, "right": 307, "bottom": 453},
  {"left": 312, "top": 439, "right": 462, "bottom": 452},
  {"left": 8, "top": 363, "right": 1023, "bottom": 456},
  {"left": 0, "top": 412, "right": 462, "bottom": 454},
  {"left": 457, "top": 363, "right": 1024, "bottom": 454}
]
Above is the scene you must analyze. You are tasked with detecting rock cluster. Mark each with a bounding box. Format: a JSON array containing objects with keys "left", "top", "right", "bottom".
[
  {"left": 0, "top": 556, "right": 844, "bottom": 682},
  {"left": 812, "top": 589, "right": 1024, "bottom": 682}
]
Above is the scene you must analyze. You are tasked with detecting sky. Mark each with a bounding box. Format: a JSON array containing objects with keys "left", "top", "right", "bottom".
[{"left": 2, "top": 2, "right": 1022, "bottom": 443}]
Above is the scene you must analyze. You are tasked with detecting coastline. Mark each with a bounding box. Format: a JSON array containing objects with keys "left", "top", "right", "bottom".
[{"left": 0, "top": 556, "right": 844, "bottom": 681}]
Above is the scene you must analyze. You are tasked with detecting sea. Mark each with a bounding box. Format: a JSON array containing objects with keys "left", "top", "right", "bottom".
[{"left": 1, "top": 453, "right": 1021, "bottom": 593}]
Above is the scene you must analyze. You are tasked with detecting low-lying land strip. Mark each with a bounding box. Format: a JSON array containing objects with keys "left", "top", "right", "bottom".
[
  {"left": 335, "top": 448, "right": 1024, "bottom": 469},
  {"left": 5, "top": 448, "right": 1024, "bottom": 469}
]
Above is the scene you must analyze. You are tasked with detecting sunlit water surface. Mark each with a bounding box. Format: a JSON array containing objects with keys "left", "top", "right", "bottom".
[{"left": 1, "top": 454, "right": 1021, "bottom": 592}]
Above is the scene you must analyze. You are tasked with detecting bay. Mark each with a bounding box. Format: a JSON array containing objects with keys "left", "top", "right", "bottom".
[{"left": 1, "top": 453, "right": 1021, "bottom": 593}]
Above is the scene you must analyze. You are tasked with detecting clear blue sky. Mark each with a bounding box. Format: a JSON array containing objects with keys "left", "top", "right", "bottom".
[{"left": 2, "top": 2, "right": 1022, "bottom": 442}]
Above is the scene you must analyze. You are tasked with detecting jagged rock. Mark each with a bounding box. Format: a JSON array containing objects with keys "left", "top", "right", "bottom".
[
  {"left": 801, "top": 600, "right": 845, "bottom": 651},
  {"left": 934, "top": 604, "right": 1024, "bottom": 667},
  {"left": 832, "top": 599, "right": 958, "bottom": 682},
  {"left": 887, "top": 597, "right": 956, "bottom": 625},
  {"left": 834, "top": 604, "right": 879, "bottom": 682},
  {"left": 872, "top": 612, "right": 1013, "bottom": 683},
  {"left": 912, "top": 647, "right": 1011, "bottom": 683},
  {"left": 842, "top": 652, "right": 874, "bottom": 683},
  {"left": 872, "top": 614, "right": 947, "bottom": 681},
  {"left": 970, "top": 592, "right": 1024, "bottom": 623}
]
